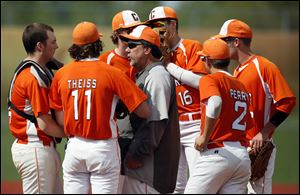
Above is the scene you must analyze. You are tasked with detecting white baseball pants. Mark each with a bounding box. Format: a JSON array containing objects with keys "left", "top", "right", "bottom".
[
  {"left": 173, "top": 120, "right": 200, "bottom": 194},
  {"left": 11, "top": 139, "right": 63, "bottom": 194},
  {"left": 63, "top": 136, "right": 121, "bottom": 194},
  {"left": 184, "top": 141, "right": 251, "bottom": 194}
]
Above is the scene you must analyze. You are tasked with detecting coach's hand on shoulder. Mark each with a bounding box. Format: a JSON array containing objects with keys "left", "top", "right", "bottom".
[{"left": 125, "top": 153, "right": 143, "bottom": 169}]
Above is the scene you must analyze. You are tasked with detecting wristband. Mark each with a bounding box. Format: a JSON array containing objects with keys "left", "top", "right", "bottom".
[{"left": 269, "top": 110, "right": 289, "bottom": 127}]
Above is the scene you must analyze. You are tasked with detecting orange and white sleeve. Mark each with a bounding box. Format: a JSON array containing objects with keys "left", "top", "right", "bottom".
[{"left": 264, "top": 61, "right": 296, "bottom": 113}]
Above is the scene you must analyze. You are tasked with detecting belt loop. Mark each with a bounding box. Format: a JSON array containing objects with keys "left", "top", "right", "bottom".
[{"left": 188, "top": 113, "right": 193, "bottom": 121}]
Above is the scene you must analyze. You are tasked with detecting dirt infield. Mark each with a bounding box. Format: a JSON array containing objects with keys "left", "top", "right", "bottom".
[{"left": 1, "top": 181, "right": 298, "bottom": 194}]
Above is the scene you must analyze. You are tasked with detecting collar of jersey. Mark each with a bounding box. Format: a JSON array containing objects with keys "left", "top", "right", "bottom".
[
  {"left": 171, "top": 38, "right": 183, "bottom": 51},
  {"left": 79, "top": 58, "right": 99, "bottom": 61},
  {"left": 217, "top": 70, "right": 233, "bottom": 77}
]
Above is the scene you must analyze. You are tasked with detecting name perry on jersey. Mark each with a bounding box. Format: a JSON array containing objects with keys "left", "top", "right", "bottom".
[
  {"left": 230, "top": 89, "right": 249, "bottom": 101},
  {"left": 67, "top": 79, "right": 97, "bottom": 89}
]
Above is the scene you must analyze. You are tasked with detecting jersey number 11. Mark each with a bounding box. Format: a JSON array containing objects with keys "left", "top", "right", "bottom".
[{"left": 71, "top": 89, "right": 91, "bottom": 120}]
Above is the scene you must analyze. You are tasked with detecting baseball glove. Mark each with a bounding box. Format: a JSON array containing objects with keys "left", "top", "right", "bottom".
[
  {"left": 249, "top": 141, "right": 275, "bottom": 181},
  {"left": 152, "top": 25, "right": 172, "bottom": 65}
]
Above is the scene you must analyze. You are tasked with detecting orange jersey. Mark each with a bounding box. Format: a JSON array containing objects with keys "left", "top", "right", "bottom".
[
  {"left": 49, "top": 59, "right": 147, "bottom": 140},
  {"left": 171, "top": 39, "right": 208, "bottom": 115},
  {"left": 99, "top": 49, "right": 137, "bottom": 81},
  {"left": 199, "top": 71, "right": 253, "bottom": 145},
  {"left": 233, "top": 55, "right": 296, "bottom": 139},
  {"left": 9, "top": 67, "right": 53, "bottom": 145}
]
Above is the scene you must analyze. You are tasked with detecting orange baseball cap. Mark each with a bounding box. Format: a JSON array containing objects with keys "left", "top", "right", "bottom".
[
  {"left": 112, "top": 10, "right": 143, "bottom": 31},
  {"left": 148, "top": 6, "right": 178, "bottom": 21},
  {"left": 72, "top": 21, "right": 103, "bottom": 46},
  {"left": 215, "top": 19, "right": 252, "bottom": 39},
  {"left": 196, "top": 38, "right": 230, "bottom": 60},
  {"left": 119, "top": 25, "right": 160, "bottom": 48}
]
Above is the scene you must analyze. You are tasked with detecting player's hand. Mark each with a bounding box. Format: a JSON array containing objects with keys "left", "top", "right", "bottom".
[
  {"left": 250, "top": 132, "right": 265, "bottom": 154},
  {"left": 153, "top": 27, "right": 172, "bottom": 66},
  {"left": 160, "top": 45, "right": 172, "bottom": 65},
  {"left": 194, "top": 135, "right": 207, "bottom": 152},
  {"left": 250, "top": 122, "right": 276, "bottom": 154},
  {"left": 125, "top": 154, "right": 143, "bottom": 169}
]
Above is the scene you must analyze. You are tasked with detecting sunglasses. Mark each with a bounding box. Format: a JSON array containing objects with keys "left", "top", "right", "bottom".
[
  {"left": 127, "top": 41, "right": 143, "bottom": 49},
  {"left": 200, "top": 56, "right": 208, "bottom": 62},
  {"left": 222, "top": 37, "right": 237, "bottom": 43}
]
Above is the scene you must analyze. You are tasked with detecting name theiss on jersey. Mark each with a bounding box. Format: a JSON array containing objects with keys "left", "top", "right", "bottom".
[{"left": 67, "top": 79, "right": 97, "bottom": 89}]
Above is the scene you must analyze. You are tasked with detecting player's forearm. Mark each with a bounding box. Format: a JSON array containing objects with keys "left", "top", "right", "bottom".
[
  {"left": 133, "top": 101, "right": 150, "bottom": 119},
  {"left": 53, "top": 110, "right": 64, "bottom": 127},
  {"left": 264, "top": 108, "right": 291, "bottom": 138},
  {"left": 37, "top": 114, "right": 66, "bottom": 138},
  {"left": 202, "top": 116, "right": 217, "bottom": 142},
  {"left": 166, "top": 62, "right": 202, "bottom": 89},
  {"left": 260, "top": 122, "right": 276, "bottom": 140}
]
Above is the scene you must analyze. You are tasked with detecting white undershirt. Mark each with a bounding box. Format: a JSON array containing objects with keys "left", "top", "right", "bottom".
[
  {"left": 166, "top": 62, "right": 202, "bottom": 89},
  {"left": 206, "top": 95, "right": 222, "bottom": 119}
]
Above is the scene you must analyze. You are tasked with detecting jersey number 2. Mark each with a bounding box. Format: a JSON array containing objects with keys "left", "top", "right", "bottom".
[
  {"left": 232, "top": 101, "right": 247, "bottom": 131},
  {"left": 71, "top": 89, "right": 91, "bottom": 120}
]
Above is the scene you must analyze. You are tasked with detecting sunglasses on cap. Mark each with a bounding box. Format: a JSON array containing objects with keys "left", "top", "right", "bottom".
[{"left": 127, "top": 41, "right": 143, "bottom": 49}]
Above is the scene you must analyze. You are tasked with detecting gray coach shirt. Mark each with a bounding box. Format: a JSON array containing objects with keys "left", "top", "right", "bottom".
[{"left": 125, "top": 62, "right": 180, "bottom": 193}]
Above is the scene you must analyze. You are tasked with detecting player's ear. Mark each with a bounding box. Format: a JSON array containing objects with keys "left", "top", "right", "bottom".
[
  {"left": 144, "top": 46, "right": 152, "bottom": 55},
  {"left": 169, "top": 20, "right": 176, "bottom": 29},
  {"left": 233, "top": 38, "right": 240, "bottom": 47},
  {"left": 36, "top": 42, "right": 44, "bottom": 52}
]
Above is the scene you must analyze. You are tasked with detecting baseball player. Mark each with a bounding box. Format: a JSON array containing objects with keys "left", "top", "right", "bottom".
[
  {"left": 146, "top": 6, "right": 208, "bottom": 193},
  {"left": 8, "top": 23, "right": 65, "bottom": 194},
  {"left": 118, "top": 25, "right": 180, "bottom": 194},
  {"left": 48, "top": 21, "right": 150, "bottom": 194},
  {"left": 99, "top": 10, "right": 143, "bottom": 193},
  {"left": 184, "top": 38, "right": 253, "bottom": 194},
  {"left": 99, "top": 10, "right": 142, "bottom": 80},
  {"left": 216, "top": 19, "right": 296, "bottom": 194}
]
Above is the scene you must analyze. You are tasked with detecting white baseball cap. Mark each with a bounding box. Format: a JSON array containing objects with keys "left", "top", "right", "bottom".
[
  {"left": 112, "top": 10, "right": 143, "bottom": 31},
  {"left": 148, "top": 6, "right": 178, "bottom": 21},
  {"left": 215, "top": 19, "right": 253, "bottom": 39}
]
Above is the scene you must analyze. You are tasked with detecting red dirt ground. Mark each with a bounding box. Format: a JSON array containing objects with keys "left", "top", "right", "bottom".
[{"left": 1, "top": 181, "right": 299, "bottom": 194}]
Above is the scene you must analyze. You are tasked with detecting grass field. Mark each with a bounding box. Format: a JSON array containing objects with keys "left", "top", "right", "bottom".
[{"left": 1, "top": 27, "right": 299, "bottom": 187}]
